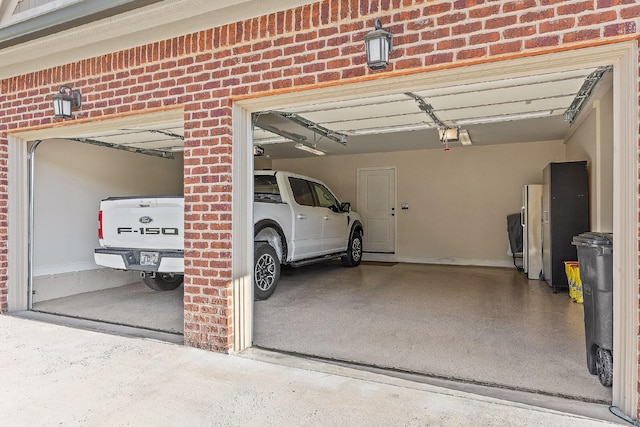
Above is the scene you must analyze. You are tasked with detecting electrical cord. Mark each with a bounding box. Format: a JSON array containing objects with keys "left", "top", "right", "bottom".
[{"left": 609, "top": 406, "right": 640, "bottom": 426}]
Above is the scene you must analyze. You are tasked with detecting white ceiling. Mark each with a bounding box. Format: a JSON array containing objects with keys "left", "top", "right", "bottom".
[
  {"left": 67, "top": 122, "right": 185, "bottom": 155},
  {"left": 253, "top": 66, "right": 611, "bottom": 159},
  {"left": 48, "top": 65, "right": 611, "bottom": 160}
]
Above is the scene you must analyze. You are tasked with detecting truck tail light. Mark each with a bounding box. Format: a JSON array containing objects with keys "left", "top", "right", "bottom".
[{"left": 98, "top": 210, "right": 103, "bottom": 240}]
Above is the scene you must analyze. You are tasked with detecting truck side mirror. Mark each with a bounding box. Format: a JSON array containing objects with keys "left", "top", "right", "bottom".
[{"left": 340, "top": 202, "right": 351, "bottom": 213}]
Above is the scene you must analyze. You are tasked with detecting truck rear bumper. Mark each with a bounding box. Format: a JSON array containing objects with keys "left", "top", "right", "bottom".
[{"left": 94, "top": 248, "right": 184, "bottom": 273}]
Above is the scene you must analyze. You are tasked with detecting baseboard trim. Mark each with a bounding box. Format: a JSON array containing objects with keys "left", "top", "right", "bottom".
[
  {"left": 362, "top": 254, "right": 515, "bottom": 268},
  {"left": 397, "top": 257, "right": 514, "bottom": 268}
]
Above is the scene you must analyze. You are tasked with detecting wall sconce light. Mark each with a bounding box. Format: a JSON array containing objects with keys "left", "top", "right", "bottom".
[
  {"left": 364, "top": 18, "right": 393, "bottom": 71},
  {"left": 52, "top": 85, "right": 82, "bottom": 119}
]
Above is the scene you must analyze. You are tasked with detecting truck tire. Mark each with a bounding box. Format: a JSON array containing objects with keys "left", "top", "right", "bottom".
[
  {"left": 341, "top": 230, "right": 363, "bottom": 267},
  {"left": 254, "top": 243, "right": 280, "bottom": 300},
  {"left": 142, "top": 273, "right": 184, "bottom": 291}
]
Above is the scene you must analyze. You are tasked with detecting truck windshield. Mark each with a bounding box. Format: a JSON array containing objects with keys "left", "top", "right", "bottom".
[{"left": 254, "top": 175, "right": 282, "bottom": 203}]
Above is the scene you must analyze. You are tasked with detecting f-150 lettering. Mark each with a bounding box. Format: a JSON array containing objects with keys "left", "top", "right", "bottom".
[{"left": 117, "top": 227, "right": 179, "bottom": 235}]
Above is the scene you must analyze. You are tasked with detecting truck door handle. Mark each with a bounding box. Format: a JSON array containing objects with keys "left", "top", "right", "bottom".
[{"left": 297, "top": 214, "right": 306, "bottom": 220}]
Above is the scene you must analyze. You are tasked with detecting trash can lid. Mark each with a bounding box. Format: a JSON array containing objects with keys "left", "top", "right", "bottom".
[{"left": 572, "top": 232, "right": 613, "bottom": 247}]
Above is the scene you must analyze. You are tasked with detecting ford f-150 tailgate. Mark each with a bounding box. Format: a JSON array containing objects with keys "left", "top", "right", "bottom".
[{"left": 95, "top": 195, "right": 184, "bottom": 273}]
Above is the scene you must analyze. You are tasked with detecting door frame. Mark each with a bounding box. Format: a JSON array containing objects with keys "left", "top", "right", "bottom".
[{"left": 234, "top": 41, "right": 638, "bottom": 416}]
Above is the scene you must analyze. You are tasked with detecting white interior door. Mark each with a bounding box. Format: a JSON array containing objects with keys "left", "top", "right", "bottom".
[{"left": 357, "top": 167, "right": 396, "bottom": 253}]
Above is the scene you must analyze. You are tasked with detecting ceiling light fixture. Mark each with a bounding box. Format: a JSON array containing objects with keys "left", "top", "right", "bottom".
[
  {"left": 52, "top": 85, "right": 82, "bottom": 119},
  {"left": 254, "top": 136, "right": 290, "bottom": 145},
  {"left": 436, "top": 127, "right": 472, "bottom": 147},
  {"left": 364, "top": 18, "right": 393, "bottom": 71},
  {"left": 459, "top": 129, "right": 472, "bottom": 146},
  {"left": 350, "top": 123, "right": 431, "bottom": 135},
  {"left": 295, "top": 143, "right": 325, "bottom": 156},
  {"left": 454, "top": 110, "right": 553, "bottom": 126}
]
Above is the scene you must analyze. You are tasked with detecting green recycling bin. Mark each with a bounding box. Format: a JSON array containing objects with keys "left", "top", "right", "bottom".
[{"left": 572, "top": 232, "right": 613, "bottom": 387}]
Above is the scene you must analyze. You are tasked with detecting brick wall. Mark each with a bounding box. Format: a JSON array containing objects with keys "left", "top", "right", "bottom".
[{"left": 0, "top": 0, "right": 638, "bottom": 359}]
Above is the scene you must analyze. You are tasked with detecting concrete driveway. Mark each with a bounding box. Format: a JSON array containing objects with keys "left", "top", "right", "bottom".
[{"left": 0, "top": 315, "right": 624, "bottom": 426}]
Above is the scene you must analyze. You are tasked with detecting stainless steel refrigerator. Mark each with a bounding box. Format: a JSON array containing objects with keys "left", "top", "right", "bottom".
[
  {"left": 521, "top": 184, "right": 543, "bottom": 280},
  {"left": 541, "top": 161, "right": 589, "bottom": 293}
]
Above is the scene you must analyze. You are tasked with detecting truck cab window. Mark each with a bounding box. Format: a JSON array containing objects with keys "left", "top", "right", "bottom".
[
  {"left": 289, "top": 177, "right": 315, "bottom": 207},
  {"left": 254, "top": 175, "right": 282, "bottom": 203},
  {"left": 311, "top": 182, "right": 339, "bottom": 209}
]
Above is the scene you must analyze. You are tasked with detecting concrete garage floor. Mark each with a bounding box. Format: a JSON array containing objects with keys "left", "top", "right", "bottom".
[
  {"left": 31, "top": 263, "right": 611, "bottom": 405},
  {"left": 254, "top": 262, "right": 612, "bottom": 404},
  {"left": 33, "top": 282, "right": 184, "bottom": 335}
]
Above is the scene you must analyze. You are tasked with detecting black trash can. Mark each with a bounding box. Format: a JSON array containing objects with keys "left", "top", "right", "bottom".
[{"left": 572, "top": 232, "right": 613, "bottom": 387}]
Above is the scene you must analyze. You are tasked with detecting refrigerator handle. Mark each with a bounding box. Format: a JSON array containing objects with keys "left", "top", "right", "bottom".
[
  {"left": 520, "top": 206, "right": 525, "bottom": 227},
  {"left": 542, "top": 210, "right": 549, "bottom": 223}
]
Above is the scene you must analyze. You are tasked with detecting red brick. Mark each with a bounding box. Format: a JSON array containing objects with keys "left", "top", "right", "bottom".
[
  {"left": 406, "top": 43, "right": 435, "bottom": 56},
  {"left": 452, "top": 21, "right": 482, "bottom": 36},
  {"left": 524, "top": 35, "right": 560, "bottom": 49},
  {"left": 469, "top": 4, "right": 501, "bottom": 18},
  {"left": 470, "top": 32, "right": 501, "bottom": 45},
  {"left": 489, "top": 40, "right": 523, "bottom": 56},
  {"left": 563, "top": 29, "right": 602, "bottom": 43},
  {"left": 395, "top": 57, "right": 423, "bottom": 69},
  {"left": 424, "top": 2, "right": 452, "bottom": 15},
  {"left": 437, "top": 38, "right": 465, "bottom": 50},
  {"left": 558, "top": 1, "right": 594, "bottom": 15},
  {"left": 456, "top": 47, "right": 487, "bottom": 60},
  {"left": 504, "top": 0, "right": 537, "bottom": 13},
  {"left": 603, "top": 21, "right": 637, "bottom": 36},
  {"left": 539, "top": 17, "right": 576, "bottom": 33},
  {"left": 621, "top": 5, "right": 640, "bottom": 19},
  {"left": 437, "top": 12, "right": 467, "bottom": 26},
  {"left": 453, "top": 0, "right": 485, "bottom": 9},
  {"left": 486, "top": 15, "right": 518, "bottom": 30},
  {"left": 520, "top": 8, "right": 555, "bottom": 23},
  {"left": 597, "top": 0, "right": 636, "bottom": 7},
  {"left": 578, "top": 11, "right": 618, "bottom": 26},
  {"left": 422, "top": 27, "right": 451, "bottom": 41}
]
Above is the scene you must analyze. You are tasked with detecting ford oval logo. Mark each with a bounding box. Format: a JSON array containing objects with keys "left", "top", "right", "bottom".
[{"left": 139, "top": 216, "right": 153, "bottom": 224}]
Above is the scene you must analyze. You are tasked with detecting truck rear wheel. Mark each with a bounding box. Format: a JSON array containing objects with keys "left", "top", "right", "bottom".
[
  {"left": 254, "top": 243, "right": 280, "bottom": 300},
  {"left": 142, "top": 273, "right": 184, "bottom": 291}
]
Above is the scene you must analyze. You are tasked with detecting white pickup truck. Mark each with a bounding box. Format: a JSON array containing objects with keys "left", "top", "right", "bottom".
[{"left": 94, "top": 171, "right": 363, "bottom": 300}]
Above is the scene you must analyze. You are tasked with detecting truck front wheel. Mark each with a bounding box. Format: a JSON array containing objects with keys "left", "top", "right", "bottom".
[
  {"left": 142, "top": 273, "right": 184, "bottom": 291},
  {"left": 341, "top": 230, "right": 363, "bottom": 267},
  {"left": 254, "top": 243, "right": 280, "bottom": 300}
]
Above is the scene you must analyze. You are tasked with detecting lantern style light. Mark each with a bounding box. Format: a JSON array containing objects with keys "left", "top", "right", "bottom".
[
  {"left": 52, "top": 85, "right": 82, "bottom": 119},
  {"left": 364, "top": 18, "right": 393, "bottom": 71}
]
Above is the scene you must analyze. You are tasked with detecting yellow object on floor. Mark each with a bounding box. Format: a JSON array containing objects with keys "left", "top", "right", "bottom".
[{"left": 564, "top": 261, "right": 583, "bottom": 304}]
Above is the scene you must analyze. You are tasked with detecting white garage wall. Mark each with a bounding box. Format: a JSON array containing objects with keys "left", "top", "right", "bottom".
[
  {"left": 565, "top": 86, "right": 614, "bottom": 232},
  {"left": 32, "top": 138, "right": 184, "bottom": 302},
  {"left": 273, "top": 140, "right": 566, "bottom": 266}
]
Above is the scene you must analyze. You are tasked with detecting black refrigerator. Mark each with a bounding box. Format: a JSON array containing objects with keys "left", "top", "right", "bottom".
[{"left": 541, "top": 161, "right": 589, "bottom": 293}]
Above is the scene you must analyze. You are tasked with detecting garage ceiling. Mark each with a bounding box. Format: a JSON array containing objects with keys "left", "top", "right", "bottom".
[
  {"left": 253, "top": 66, "right": 612, "bottom": 159},
  {"left": 53, "top": 65, "right": 611, "bottom": 159},
  {"left": 66, "top": 122, "right": 185, "bottom": 158}
]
